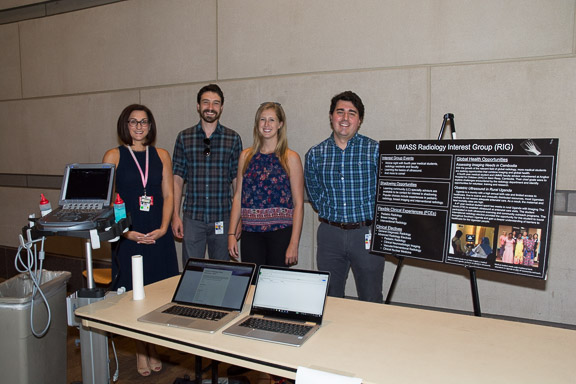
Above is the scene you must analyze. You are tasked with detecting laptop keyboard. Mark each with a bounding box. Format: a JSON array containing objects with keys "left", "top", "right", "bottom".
[
  {"left": 49, "top": 208, "right": 106, "bottom": 223},
  {"left": 63, "top": 203, "right": 104, "bottom": 210},
  {"left": 55, "top": 209, "right": 101, "bottom": 216},
  {"left": 239, "top": 317, "right": 313, "bottom": 337},
  {"left": 163, "top": 305, "right": 227, "bottom": 321}
]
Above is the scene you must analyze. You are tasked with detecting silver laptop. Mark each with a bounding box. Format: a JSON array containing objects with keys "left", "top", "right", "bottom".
[
  {"left": 37, "top": 163, "right": 115, "bottom": 231},
  {"left": 223, "top": 266, "right": 330, "bottom": 347},
  {"left": 138, "top": 258, "right": 255, "bottom": 333}
]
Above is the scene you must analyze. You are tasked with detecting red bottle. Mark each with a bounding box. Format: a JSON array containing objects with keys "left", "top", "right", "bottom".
[{"left": 39, "top": 193, "right": 52, "bottom": 217}]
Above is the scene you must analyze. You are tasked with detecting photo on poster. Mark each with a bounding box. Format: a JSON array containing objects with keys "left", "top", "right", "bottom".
[
  {"left": 495, "top": 225, "right": 542, "bottom": 268},
  {"left": 447, "top": 223, "right": 496, "bottom": 268}
]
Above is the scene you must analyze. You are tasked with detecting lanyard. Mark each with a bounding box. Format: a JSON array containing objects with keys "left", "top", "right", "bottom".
[{"left": 127, "top": 145, "right": 149, "bottom": 195}]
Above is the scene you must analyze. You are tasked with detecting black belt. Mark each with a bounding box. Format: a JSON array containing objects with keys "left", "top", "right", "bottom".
[{"left": 319, "top": 218, "right": 372, "bottom": 230}]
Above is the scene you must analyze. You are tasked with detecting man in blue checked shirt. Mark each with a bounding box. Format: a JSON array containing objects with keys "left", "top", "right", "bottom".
[
  {"left": 172, "top": 84, "right": 242, "bottom": 263},
  {"left": 305, "top": 91, "right": 384, "bottom": 303}
]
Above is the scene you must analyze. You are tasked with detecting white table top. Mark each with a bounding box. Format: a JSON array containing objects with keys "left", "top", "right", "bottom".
[{"left": 76, "top": 276, "right": 576, "bottom": 383}]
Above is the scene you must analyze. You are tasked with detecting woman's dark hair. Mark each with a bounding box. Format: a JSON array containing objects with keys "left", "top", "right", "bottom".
[{"left": 117, "top": 104, "right": 157, "bottom": 146}]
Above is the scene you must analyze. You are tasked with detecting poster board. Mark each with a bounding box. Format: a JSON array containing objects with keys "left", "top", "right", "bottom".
[{"left": 370, "top": 139, "right": 558, "bottom": 279}]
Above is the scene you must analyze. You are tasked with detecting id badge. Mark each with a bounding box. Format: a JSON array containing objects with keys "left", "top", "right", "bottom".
[
  {"left": 365, "top": 230, "right": 372, "bottom": 250},
  {"left": 140, "top": 195, "right": 152, "bottom": 212},
  {"left": 215, "top": 221, "right": 224, "bottom": 235}
]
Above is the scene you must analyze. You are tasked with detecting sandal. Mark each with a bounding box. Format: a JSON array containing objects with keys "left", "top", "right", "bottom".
[
  {"left": 136, "top": 353, "right": 151, "bottom": 377},
  {"left": 148, "top": 357, "right": 162, "bottom": 373},
  {"left": 147, "top": 345, "right": 163, "bottom": 372}
]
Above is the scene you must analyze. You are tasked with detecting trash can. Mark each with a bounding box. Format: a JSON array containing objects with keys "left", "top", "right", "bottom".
[{"left": 0, "top": 270, "right": 71, "bottom": 384}]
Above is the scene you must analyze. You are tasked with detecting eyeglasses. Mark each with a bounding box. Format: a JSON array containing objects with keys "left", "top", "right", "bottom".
[
  {"left": 127, "top": 119, "right": 150, "bottom": 128},
  {"left": 203, "top": 138, "right": 211, "bottom": 157},
  {"left": 260, "top": 102, "right": 282, "bottom": 107}
]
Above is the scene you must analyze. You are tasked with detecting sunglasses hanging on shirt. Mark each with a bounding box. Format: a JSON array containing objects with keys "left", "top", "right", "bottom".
[{"left": 203, "top": 138, "right": 211, "bottom": 157}]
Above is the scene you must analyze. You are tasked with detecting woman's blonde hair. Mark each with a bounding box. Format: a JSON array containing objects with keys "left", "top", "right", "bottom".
[{"left": 242, "top": 102, "right": 289, "bottom": 175}]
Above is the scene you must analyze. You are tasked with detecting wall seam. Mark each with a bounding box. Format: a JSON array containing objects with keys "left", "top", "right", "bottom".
[
  {"left": 17, "top": 23, "right": 24, "bottom": 99},
  {"left": 574, "top": 0, "right": 576, "bottom": 54},
  {"left": 4, "top": 54, "right": 575, "bottom": 103},
  {"left": 216, "top": 0, "right": 219, "bottom": 80}
]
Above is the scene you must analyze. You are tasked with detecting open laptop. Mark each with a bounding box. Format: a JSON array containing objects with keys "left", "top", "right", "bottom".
[
  {"left": 223, "top": 266, "right": 330, "bottom": 347},
  {"left": 37, "top": 163, "right": 115, "bottom": 231},
  {"left": 138, "top": 258, "right": 255, "bottom": 333}
]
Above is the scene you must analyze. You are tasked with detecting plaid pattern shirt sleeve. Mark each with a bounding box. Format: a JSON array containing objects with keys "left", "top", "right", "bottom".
[
  {"left": 305, "top": 133, "right": 378, "bottom": 223},
  {"left": 172, "top": 129, "right": 188, "bottom": 180},
  {"left": 228, "top": 131, "right": 242, "bottom": 182}
]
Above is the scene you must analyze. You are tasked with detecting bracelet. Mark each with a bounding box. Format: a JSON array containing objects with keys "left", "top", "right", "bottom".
[{"left": 227, "top": 233, "right": 235, "bottom": 236}]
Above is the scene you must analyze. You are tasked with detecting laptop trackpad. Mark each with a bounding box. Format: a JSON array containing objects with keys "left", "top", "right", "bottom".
[{"left": 167, "top": 316, "right": 196, "bottom": 328}]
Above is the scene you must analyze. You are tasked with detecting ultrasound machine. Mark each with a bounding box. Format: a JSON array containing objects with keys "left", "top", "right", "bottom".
[{"left": 23, "top": 163, "right": 130, "bottom": 384}]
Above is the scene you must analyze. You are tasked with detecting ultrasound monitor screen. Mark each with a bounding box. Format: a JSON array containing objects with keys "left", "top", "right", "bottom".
[{"left": 64, "top": 168, "right": 112, "bottom": 200}]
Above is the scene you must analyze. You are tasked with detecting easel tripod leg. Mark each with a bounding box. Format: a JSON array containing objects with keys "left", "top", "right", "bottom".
[
  {"left": 467, "top": 267, "right": 482, "bottom": 317},
  {"left": 385, "top": 256, "right": 404, "bottom": 304}
]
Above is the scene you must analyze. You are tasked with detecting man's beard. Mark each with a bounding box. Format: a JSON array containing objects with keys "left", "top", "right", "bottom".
[{"left": 201, "top": 109, "right": 220, "bottom": 123}]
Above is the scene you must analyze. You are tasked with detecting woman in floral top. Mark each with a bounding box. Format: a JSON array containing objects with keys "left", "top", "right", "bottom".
[{"left": 228, "top": 102, "right": 304, "bottom": 272}]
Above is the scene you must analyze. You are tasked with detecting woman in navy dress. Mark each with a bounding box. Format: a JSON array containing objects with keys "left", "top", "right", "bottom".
[{"left": 103, "top": 104, "right": 178, "bottom": 377}]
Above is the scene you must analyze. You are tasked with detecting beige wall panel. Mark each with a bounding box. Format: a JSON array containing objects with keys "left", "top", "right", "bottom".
[
  {"left": 431, "top": 58, "right": 576, "bottom": 190},
  {"left": 143, "top": 68, "right": 429, "bottom": 159},
  {"left": 143, "top": 68, "right": 430, "bottom": 168},
  {"left": 298, "top": 205, "right": 318, "bottom": 271},
  {"left": 19, "top": 0, "right": 216, "bottom": 98},
  {"left": 0, "top": 100, "right": 28, "bottom": 173},
  {"left": 140, "top": 85, "right": 200, "bottom": 156},
  {"left": 0, "top": 90, "right": 138, "bottom": 174},
  {"left": 0, "top": 23, "right": 22, "bottom": 100},
  {"left": 218, "top": 0, "right": 574, "bottom": 79},
  {"left": 225, "top": 69, "right": 429, "bottom": 156}
]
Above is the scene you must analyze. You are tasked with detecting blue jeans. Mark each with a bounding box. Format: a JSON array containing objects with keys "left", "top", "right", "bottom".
[
  {"left": 182, "top": 217, "right": 230, "bottom": 264},
  {"left": 317, "top": 222, "right": 384, "bottom": 303}
]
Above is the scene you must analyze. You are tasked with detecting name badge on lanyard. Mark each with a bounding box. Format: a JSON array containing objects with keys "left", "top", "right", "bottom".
[
  {"left": 127, "top": 146, "right": 154, "bottom": 212},
  {"left": 140, "top": 195, "right": 153, "bottom": 211}
]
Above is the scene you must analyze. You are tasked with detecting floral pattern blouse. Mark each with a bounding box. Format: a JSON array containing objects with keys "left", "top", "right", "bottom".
[{"left": 241, "top": 152, "right": 293, "bottom": 232}]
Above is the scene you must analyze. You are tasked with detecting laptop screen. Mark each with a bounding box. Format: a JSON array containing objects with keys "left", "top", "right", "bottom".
[
  {"left": 173, "top": 259, "right": 254, "bottom": 311},
  {"left": 59, "top": 163, "right": 115, "bottom": 205},
  {"left": 252, "top": 267, "right": 330, "bottom": 323}
]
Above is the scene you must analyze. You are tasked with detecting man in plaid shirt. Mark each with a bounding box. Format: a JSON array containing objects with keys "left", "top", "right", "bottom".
[
  {"left": 172, "top": 84, "right": 242, "bottom": 263},
  {"left": 305, "top": 91, "right": 384, "bottom": 303}
]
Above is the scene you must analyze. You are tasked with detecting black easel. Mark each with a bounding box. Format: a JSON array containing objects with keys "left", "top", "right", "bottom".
[
  {"left": 437, "top": 113, "right": 456, "bottom": 140},
  {"left": 384, "top": 113, "right": 482, "bottom": 316},
  {"left": 467, "top": 266, "right": 482, "bottom": 317},
  {"left": 384, "top": 255, "right": 404, "bottom": 304}
]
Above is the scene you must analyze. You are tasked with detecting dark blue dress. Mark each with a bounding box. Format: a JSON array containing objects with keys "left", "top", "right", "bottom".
[{"left": 112, "top": 145, "right": 179, "bottom": 291}]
